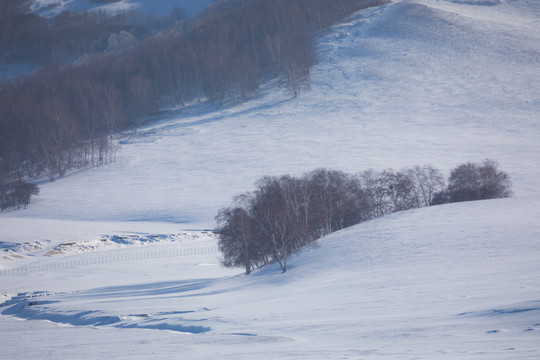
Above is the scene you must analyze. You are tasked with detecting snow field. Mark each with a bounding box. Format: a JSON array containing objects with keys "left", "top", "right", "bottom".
[
  {"left": 1, "top": 0, "right": 540, "bottom": 358},
  {"left": 2, "top": 196, "right": 540, "bottom": 359}
]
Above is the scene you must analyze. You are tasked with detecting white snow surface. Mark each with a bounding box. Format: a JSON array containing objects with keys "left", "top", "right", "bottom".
[
  {"left": 1, "top": 0, "right": 540, "bottom": 358},
  {"left": 2, "top": 197, "right": 540, "bottom": 358}
]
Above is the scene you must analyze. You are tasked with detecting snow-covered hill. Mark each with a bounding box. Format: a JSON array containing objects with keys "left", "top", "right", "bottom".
[
  {"left": 1, "top": 0, "right": 539, "bottom": 358},
  {"left": 2, "top": 196, "right": 539, "bottom": 358}
]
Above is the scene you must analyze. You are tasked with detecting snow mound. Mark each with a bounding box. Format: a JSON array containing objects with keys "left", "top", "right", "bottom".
[
  {"left": 1, "top": 249, "right": 27, "bottom": 262},
  {"left": 1, "top": 197, "right": 539, "bottom": 358}
]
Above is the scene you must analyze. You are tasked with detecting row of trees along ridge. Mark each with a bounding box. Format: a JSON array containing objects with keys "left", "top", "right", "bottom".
[{"left": 216, "top": 160, "right": 512, "bottom": 275}]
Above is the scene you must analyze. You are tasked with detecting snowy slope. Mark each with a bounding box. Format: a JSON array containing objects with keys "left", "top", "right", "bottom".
[
  {"left": 3, "top": 0, "right": 539, "bottom": 234},
  {"left": 1, "top": 196, "right": 539, "bottom": 359},
  {"left": 1, "top": 0, "right": 540, "bottom": 358}
]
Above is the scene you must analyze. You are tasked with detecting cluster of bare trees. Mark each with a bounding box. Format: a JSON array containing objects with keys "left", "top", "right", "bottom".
[
  {"left": 0, "top": 65, "right": 121, "bottom": 186},
  {"left": 133, "top": 0, "right": 383, "bottom": 104},
  {"left": 0, "top": 178, "right": 38, "bottom": 211},
  {"left": 217, "top": 161, "right": 512, "bottom": 275},
  {"left": 0, "top": 157, "right": 39, "bottom": 211},
  {"left": 217, "top": 165, "right": 446, "bottom": 274},
  {"left": 0, "top": 1, "right": 172, "bottom": 187}
]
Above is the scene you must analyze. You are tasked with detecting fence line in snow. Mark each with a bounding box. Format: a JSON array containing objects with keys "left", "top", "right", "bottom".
[{"left": 0, "top": 246, "right": 219, "bottom": 276}]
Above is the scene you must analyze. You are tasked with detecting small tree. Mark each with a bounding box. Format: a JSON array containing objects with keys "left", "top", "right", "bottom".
[
  {"left": 251, "top": 176, "right": 300, "bottom": 273},
  {"left": 216, "top": 206, "right": 256, "bottom": 275},
  {"left": 381, "top": 169, "right": 417, "bottom": 212},
  {"left": 359, "top": 169, "right": 392, "bottom": 218},
  {"left": 406, "top": 165, "right": 446, "bottom": 207},
  {"left": 477, "top": 159, "right": 512, "bottom": 199}
]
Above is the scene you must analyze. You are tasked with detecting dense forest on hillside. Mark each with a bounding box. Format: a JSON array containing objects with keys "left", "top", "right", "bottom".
[
  {"left": 0, "top": 0, "right": 385, "bottom": 211},
  {"left": 0, "top": 0, "right": 182, "bottom": 64}
]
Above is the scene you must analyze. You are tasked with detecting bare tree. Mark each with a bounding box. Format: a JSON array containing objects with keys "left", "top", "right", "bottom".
[
  {"left": 216, "top": 206, "right": 256, "bottom": 275},
  {"left": 37, "top": 98, "right": 79, "bottom": 180},
  {"left": 405, "top": 165, "right": 446, "bottom": 207},
  {"left": 477, "top": 159, "right": 512, "bottom": 199},
  {"left": 277, "top": 31, "right": 316, "bottom": 98},
  {"left": 97, "top": 83, "right": 126, "bottom": 137},
  {"left": 251, "top": 176, "right": 301, "bottom": 272},
  {"left": 380, "top": 169, "right": 416, "bottom": 212},
  {"left": 359, "top": 169, "right": 392, "bottom": 217}
]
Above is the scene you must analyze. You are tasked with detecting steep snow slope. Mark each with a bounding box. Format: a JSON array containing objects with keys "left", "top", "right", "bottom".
[{"left": 2, "top": 196, "right": 539, "bottom": 359}]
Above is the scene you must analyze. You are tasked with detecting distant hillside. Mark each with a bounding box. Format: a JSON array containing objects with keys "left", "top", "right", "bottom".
[
  {"left": 28, "top": 0, "right": 215, "bottom": 17},
  {"left": 0, "top": 0, "right": 383, "bottom": 197}
]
